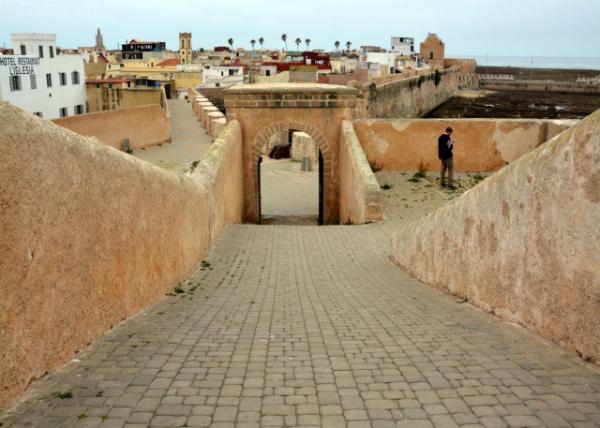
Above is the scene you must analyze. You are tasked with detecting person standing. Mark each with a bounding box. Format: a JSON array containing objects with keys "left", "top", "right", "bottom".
[{"left": 438, "top": 127, "right": 454, "bottom": 189}]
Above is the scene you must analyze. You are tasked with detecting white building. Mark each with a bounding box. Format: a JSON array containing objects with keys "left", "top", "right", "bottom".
[
  {"left": 361, "top": 52, "right": 397, "bottom": 74},
  {"left": 0, "top": 33, "right": 86, "bottom": 119},
  {"left": 391, "top": 36, "right": 415, "bottom": 56},
  {"left": 202, "top": 65, "right": 245, "bottom": 87}
]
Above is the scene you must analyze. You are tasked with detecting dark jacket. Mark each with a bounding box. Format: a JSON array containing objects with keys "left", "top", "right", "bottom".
[{"left": 438, "top": 133, "right": 453, "bottom": 160}]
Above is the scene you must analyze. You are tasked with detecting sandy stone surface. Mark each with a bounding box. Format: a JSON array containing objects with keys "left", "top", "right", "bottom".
[{"left": 133, "top": 99, "right": 213, "bottom": 175}]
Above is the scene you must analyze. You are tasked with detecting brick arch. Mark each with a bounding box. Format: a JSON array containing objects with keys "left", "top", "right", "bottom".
[
  {"left": 224, "top": 83, "right": 357, "bottom": 223},
  {"left": 250, "top": 121, "right": 333, "bottom": 224},
  {"left": 251, "top": 120, "right": 332, "bottom": 173}
]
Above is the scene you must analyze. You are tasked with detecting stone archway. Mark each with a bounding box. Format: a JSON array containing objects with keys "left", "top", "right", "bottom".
[
  {"left": 252, "top": 121, "right": 330, "bottom": 224},
  {"left": 224, "top": 83, "right": 357, "bottom": 224}
]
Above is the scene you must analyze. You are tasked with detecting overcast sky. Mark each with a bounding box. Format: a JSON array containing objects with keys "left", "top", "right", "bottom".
[{"left": 1, "top": 0, "right": 599, "bottom": 57}]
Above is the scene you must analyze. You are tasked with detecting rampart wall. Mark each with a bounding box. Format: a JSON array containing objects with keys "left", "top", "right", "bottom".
[
  {"left": 480, "top": 79, "right": 600, "bottom": 94},
  {"left": 53, "top": 104, "right": 171, "bottom": 150},
  {"left": 391, "top": 110, "right": 600, "bottom": 362},
  {"left": 353, "top": 118, "right": 576, "bottom": 172},
  {"left": 356, "top": 67, "right": 464, "bottom": 119},
  {"left": 0, "top": 102, "right": 243, "bottom": 410},
  {"left": 339, "top": 121, "right": 384, "bottom": 224}
]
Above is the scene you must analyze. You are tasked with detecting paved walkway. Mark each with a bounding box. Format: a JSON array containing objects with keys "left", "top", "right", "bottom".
[
  {"left": 2, "top": 174, "right": 600, "bottom": 427},
  {"left": 132, "top": 99, "right": 213, "bottom": 175}
]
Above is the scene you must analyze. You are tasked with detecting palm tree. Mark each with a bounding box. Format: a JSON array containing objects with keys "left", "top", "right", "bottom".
[
  {"left": 250, "top": 39, "right": 256, "bottom": 51},
  {"left": 295, "top": 37, "right": 302, "bottom": 51},
  {"left": 227, "top": 38, "right": 234, "bottom": 51},
  {"left": 281, "top": 34, "right": 287, "bottom": 51},
  {"left": 345, "top": 41, "right": 352, "bottom": 53},
  {"left": 305, "top": 38, "right": 311, "bottom": 50},
  {"left": 259, "top": 37, "right": 264, "bottom": 50},
  {"left": 334, "top": 40, "right": 341, "bottom": 52}
]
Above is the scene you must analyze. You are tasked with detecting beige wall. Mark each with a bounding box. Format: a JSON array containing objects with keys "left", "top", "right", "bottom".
[
  {"left": 356, "top": 68, "right": 461, "bottom": 119},
  {"left": 479, "top": 79, "right": 600, "bottom": 94},
  {"left": 225, "top": 83, "right": 357, "bottom": 224},
  {"left": 339, "top": 121, "right": 384, "bottom": 224},
  {"left": 53, "top": 105, "right": 171, "bottom": 150},
  {"left": 391, "top": 109, "right": 600, "bottom": 362},
  {"left": 86, "top": 87, "right": 163, "bottom": 113},
  {"left": 0, "top": 102, "right": 243, "bottom": 410},
  {"left": 353, "top": 118, "right": 577, "bottom": 172}
]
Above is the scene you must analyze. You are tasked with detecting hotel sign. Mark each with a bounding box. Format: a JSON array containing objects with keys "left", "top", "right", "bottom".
[{"left": 0, "top": 57, "right": 40, "bottom": 75}]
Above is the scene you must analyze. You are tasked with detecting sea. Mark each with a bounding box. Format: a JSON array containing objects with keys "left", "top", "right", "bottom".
[{"left": 450, "top": 55, "right": 600, "bottom": 71}]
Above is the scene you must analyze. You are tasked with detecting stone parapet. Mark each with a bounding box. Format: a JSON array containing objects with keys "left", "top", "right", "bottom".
[
  {"left": 339, "top": 121, "right": 384, "bottom": 224},
  {"left": 391, "top": 109, "right": 600, "bottom": 362},
  {"left": 225, "top": 83, "right": 357, "bottom": 109}
]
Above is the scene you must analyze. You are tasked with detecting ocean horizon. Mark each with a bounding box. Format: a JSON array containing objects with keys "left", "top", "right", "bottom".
[{"left": 449, "top": 55, "right": 600, "bottom": 71}]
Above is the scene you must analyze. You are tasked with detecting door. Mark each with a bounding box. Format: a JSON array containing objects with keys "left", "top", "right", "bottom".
[
  {"left": 257, "top": 157, "right": 263, "bottom": 224},
  {"left": 318, "top": 150, "right": 324, "bottom": 225}
]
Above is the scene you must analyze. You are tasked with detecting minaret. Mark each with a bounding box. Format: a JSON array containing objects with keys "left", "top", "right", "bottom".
[
  {"left": 95, "top": 28, "right": 105, "bottom": 52},
  {"left": 179, "top": 32, "right": 192, "bottom": 64}
]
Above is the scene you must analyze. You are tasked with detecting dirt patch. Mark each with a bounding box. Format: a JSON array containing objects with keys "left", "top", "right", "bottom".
[{"left": 427, "top": 90, "right": 600, "bottom": 119}]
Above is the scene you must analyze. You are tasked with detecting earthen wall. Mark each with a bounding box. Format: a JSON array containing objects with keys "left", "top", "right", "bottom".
[
  {"left": 353, "top": 118, "right": 577, "bottom": 172},
  {"left": 53, "top": 104, "right": 171, "bottom": 150},
  {"left": 391, "top": 110, "right": 600, "bottom": 362}
]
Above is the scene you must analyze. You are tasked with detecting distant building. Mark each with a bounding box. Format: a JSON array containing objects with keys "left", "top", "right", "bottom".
[
  {"left": 122, "top": 39, "right": 167, "bottom": 60},
  {"left": 0, "top": 33, "right": 86, "bottom": 119},
  {"left": 202, "top": 65, "right": 245, "bottom": 87},
  {"left": 95, "top": 28, "right": 105, "bottom": 52},
  {"left": 179, "top": 32, "right": 192, "bottom": 64},
  {"left": 390, "top": 36, "right": 414, "bottom": 56},
  {"left": 420, "top": 33, "right": 445, "bottom": 69},
  {"left": 361, "top": 52, "right": 397, "bottom": 74}
]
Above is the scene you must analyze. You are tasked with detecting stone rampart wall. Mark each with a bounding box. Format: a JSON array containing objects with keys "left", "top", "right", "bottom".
[
  {"left": 357, "top": 67, "right": 462, "bottom": 119},
  {"left": 390, "top": 110, "right": 600, "bottom": 362},
  {"left": 0, "top": 102, "right": 243, "bottom": 410},
  {"left": 480, "top": 79, "right": 600, "bottom": 94},
  {"left": 353, "top": 118, "right": 577, "bottom": 172},
  {"left": 339, "top": 121, "right": 384, "bottom": 224},
  {"left": 53, "top": 104, "right": 171, "bottom": 150}
]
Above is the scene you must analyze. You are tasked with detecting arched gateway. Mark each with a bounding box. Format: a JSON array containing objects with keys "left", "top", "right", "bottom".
[{"left": 224, "top": 83, "right": 357, "bottom": 224}]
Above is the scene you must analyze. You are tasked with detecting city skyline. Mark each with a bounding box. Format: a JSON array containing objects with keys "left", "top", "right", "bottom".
[{"left": 1, "top": 0, "right": 599, "bottom": 57}]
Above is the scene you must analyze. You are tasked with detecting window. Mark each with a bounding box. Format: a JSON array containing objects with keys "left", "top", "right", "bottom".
[
  {"left": 30, "top": 74, "right": 37, "bottom": 90},
  {"left": 228, "top": 69, "right": 236, "bottom": 76},
  {"left": 38, "top": 45, "right": 44, "bottom": 58},
  {"left": 95, "top": 83, "right": 100, "bottom": 88},
  {"left": 59, "top": 72, "right": 67, "bottom": 86},
  {"left": 74, "top": 104, "right": 84, "bottom": 115},
  {"left": 34, "top": 112, "right": 43, "bottom": 118},
  {"left": 9, "top": 75, "right": 22, "bottom": 91},
  {"left": 59, "top": 107, "right": 68, "bottom": 117},
  {"left": 46, "top": 73, "right": 52, "bottom": 87},
  {"left": 49, "top": 46, "right": 54, "bottom": 58},
  {"left": 20, "top": 44, "right": 26, "bottom": 55},
  {"left": 71, "top": 71, "right": 80, "bottom": 84}
]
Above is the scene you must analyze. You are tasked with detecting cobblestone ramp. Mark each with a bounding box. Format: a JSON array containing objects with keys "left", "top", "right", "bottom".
[{"left": 2, "top": 225, "right": 599, "bottom": 427}]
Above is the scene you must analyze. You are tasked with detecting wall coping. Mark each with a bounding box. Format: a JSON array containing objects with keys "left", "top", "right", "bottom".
[{"left": 226, "top": 83, "right": 357, "bottom": 95}]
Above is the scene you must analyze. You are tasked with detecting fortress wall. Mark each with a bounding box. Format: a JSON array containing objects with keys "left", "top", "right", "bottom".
[
  {"left": 356, "top": 67, "right": 464, "bottom": 119},
  {"left": 480, "top": 79, "right": 600, "bottom": 94},
  {"left": 391, "top": 109, "right": 600, "bottom": 362},
  {"left": 339, "top": 121, "right": 384, "bottom": 224},
  {"left": 190, "top": 120, "right": 243, "bottom": 241},
  {"left": 353, "top": 118, "right": 577, "bottom": 172},
  {"left": 53, "top": 104, "right": 171, "bottom": 150},
  {"left": 0, "top": 102, "right": 243, "bottom": 410}
]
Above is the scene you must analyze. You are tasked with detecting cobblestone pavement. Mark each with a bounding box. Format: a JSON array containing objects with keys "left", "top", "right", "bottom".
[
  {"left": 132, "top": 100, "right": 213, "bottom": 175},
  {"left": 2, "top": 174, "right": 599, "bottom": 427}
]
